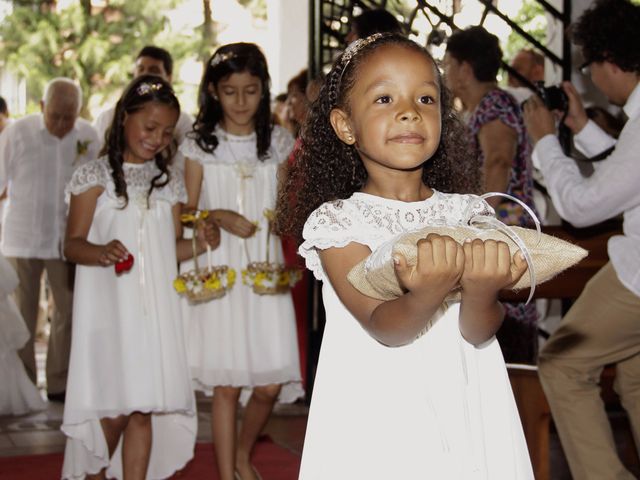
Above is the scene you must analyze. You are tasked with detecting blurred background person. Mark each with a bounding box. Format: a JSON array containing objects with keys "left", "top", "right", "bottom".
[
  {"left": 0, "top": 78, "right": 100, "bottom": 402},
  {"left": 444, "top": 26, "right": 539, "bottom": 364},
  {"left": 0, "top": 96, "right": 10, "bottom": 133},
  {"left": 509, "top": 48, "right": 545, "bottom": 88},
  {"left": 93, "top": 45, "right": 193, "bottom": 149},
  {"left": 523, "top": 1, "right": 640, "bottom": 477},
  {"left": 345, "top": 8, "right": 403, "bottom": 44}
]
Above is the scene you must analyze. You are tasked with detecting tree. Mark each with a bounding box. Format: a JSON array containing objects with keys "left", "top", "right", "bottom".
[
  {"left": 0, "top": 0, "right": 195, "bottom": 118},
  {"left": 503, "top": 0, "right": 546, "bottom": 62}
]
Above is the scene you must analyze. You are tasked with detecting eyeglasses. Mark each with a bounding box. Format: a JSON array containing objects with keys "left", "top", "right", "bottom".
[{"left": 579, "top": 60, "right": 592, "bottom": 76}]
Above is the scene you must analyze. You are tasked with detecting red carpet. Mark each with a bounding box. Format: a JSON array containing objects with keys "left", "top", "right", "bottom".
[{"left": 0, "top": 438, "right": 300, "bottom": 479}]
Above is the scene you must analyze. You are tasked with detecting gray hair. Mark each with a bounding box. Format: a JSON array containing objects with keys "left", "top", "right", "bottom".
[{"left": 42, "top": 78, "right": 82, "bottom": 113}]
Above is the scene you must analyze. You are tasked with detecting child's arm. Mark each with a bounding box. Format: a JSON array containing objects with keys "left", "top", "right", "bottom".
[
  {"left": 173, "top": 203, "right": 220, "bottom": 263},
  {"left": 320, "top": 234, "right": 464, "bottom": 347},
  {"left": 458, "top": 239, "right": 528, "bottom": 345},
  {"left": 64, "top": 186, "right": 129, "bottom": 266},
  {"left": 184, "top": 156, "right": 256, "bottom": 238}
]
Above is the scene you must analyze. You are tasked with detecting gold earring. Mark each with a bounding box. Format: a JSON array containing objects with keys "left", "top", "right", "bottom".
[{"left": 347, "top": 135, "right": 353, "bottom": 142}]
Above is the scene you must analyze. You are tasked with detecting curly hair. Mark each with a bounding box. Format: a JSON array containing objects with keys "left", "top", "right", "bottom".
[
  {"left": 102, "top": 74, "right": 180, "bottom": 207},
  {"left": 445, "top": 26, "right": 503, "bottom": 82},
  {"left": 276, "top": 33, "right": 479, "bottom": 244},
  {"left": 572, "top": 0, "right": 640, "bottom": 73},
  {"left": 191, "top": 42, "right": 273, "bottom": 159}
]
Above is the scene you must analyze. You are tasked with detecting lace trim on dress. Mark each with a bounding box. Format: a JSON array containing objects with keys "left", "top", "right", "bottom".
[
  {"left": 66, "top": 158, "right": 110, "bottom": 197},
  {"left": 300, "top": 192, "right": 494, "bottom": 281}
]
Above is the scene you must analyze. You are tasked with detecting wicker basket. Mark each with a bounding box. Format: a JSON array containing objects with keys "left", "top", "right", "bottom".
[
  {"left": 174, "top": 210, "right": 235, "bottom": 303},
  {"left": 242, "top": 261, "right": 302, "bottom": 295}
]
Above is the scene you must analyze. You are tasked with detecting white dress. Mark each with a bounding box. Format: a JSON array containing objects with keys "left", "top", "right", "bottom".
[
  {"left": 61, "top": 158, "right": 196, "bottom": 480},
  {"left": 298, "top": 191, "right": 534, "bottom": 480},
  {"left": 0, "top": 254, "right": 46, "bottom": 416},
  {"left": 180, "top": 126, "right": 303, "bottom": 403}
]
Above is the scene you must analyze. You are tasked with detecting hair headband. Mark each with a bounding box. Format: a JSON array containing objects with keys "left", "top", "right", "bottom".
[
  {"left": 210, "top": 51, "right": 237, "bottom": 68},
  {"left": 337, "top": 33, "right": 385, "bottom": 90},
  {"left": 136, "top": 81, "right": 165, "bottom": 96}
]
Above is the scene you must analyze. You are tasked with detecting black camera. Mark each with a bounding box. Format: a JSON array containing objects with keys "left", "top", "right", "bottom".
[{"left": 535, "top": 82, "right": 568, "bottom": 112}]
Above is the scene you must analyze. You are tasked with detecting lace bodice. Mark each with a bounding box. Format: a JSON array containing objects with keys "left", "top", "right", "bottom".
[
  {"left": 180, "top": 125, "right": 294, "bottom": 167},
  {"left": 299, "top": 191, "right": 493, "bottom": 281},
  {"left": 66, "top": 157, "right": 186, "bottom": 208}
]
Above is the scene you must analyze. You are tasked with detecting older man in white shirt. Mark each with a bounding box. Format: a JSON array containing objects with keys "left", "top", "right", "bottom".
[
  {"left": 0, "top": 77, "right": 99, "bottom": 402},
  {"left": 523, "top": 1, "right": 640, "bottom": 479}
]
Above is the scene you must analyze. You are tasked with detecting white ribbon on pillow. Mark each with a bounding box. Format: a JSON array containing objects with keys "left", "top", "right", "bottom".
[{"left": 465, "top": 192, "right": 541, "bottom": 304}]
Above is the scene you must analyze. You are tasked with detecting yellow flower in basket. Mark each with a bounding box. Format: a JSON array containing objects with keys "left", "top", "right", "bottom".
[
  {"left": 173, "top": 278, "right": 187, "bottom": 293},
  {"left": 175, "top": 207, "right": 235, "bottom": 304},
  {"left": 241, "top": 209, "right": 302, "bottom": 295}
]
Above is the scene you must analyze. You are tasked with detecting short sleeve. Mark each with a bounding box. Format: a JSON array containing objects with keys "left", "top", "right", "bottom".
[
  {"left": 474, "top": 90, "right": 522, "bottom": 132},
  {"left": 179, "top": 136, "right": 208, "bottom": 165},
  {"left": 166, "top": 166, "right": 187, "bottom": 205},
  {"left": 298, "top": 200, "right": 373, "bottom": 281},
  {"left": 66, "top": 158, "right": 110, "bottom": 199}
]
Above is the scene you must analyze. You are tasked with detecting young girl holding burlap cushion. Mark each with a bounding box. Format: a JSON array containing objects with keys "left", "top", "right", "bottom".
[{"left": 276, "top": 33, "right": 534, "bottom": 479}]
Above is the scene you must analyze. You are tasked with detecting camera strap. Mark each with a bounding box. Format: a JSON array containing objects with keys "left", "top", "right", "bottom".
[{"left": 585, "top": 145, "right": 615, "bottom": 162}]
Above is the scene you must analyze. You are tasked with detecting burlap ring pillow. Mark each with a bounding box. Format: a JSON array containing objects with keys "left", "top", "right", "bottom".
[{"left": 347, "top": 194, "right": 588, "bottom": 304}]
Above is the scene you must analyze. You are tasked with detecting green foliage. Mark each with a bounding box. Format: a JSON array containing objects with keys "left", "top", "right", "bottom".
[
  {"left": 237, "top": 0, "right": 267, "bottom": 21},
  {"left": 0, "top": 0, "right": 197, "bottom": 118},
  {"left": 504, "top": 0, "right": 547, "bottom": 62}
]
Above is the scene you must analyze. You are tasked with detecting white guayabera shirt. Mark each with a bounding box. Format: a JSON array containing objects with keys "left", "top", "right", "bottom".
[
  {"left": 0, "top": 114, "right": 100, "bottom": 259},
  {"left": 532, "top": 82, "right": 640, "bottom": 296}
]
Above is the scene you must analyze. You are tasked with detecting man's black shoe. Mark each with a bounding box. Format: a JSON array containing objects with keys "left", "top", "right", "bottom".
[{"left": 47, "top": 391, "right": 66, "bottom": 403}]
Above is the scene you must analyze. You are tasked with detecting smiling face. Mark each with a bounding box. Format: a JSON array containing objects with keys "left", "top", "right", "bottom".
[
  {"left": 214, "top": 71, "right": 263, "bottom": 135},
  {"left": 332, "top": 44, "right": 442, "bottom": 175},
  {"left": 123, "top": 101, "right": 178, "bottom": 164}
]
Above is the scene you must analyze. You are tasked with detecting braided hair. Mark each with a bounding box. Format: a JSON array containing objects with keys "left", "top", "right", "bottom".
[
  {"left": 102, "top": 74, "right": 180, "bottom": 207},
  {"left": 191, "top": 42, "right": 273, "bottom": 159},
  {"left": 276, "top": 33, "right": 479, "bottom": 244}
]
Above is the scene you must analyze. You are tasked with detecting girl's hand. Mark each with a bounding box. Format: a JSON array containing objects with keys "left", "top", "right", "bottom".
[
  {"left": 460, "top": 239, "right": 528, "bottom": 299},
  {"left": 98, "top": 240, "right": 129, "bottom": 267},
  {"left": 394, "top": 234, "right": 464, "bottom": 301},
  {"left": 212, "top": 209, "right": 257, "bottom": 238},
  {"left": 198, "top": 219, "right": 221, "bottom": 250}
]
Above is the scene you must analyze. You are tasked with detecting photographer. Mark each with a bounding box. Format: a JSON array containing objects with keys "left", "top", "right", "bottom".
[{"left": 523, "top": 1, "right": 640, "bottom": 478}]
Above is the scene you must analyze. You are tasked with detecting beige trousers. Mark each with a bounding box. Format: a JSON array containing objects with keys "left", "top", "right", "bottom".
[
  {"left": 538, "top": 262, "right": 640, "bottom": 480},
  {"left": 8, "top": 257, "right": 74, "bottom": 394}
]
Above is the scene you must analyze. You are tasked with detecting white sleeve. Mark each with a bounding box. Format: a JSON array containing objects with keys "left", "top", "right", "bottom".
[
  {"left": 533, "top": 115, "right": 640, "bottom": 227},
  {"left": 66, "top": 159, "right": 109, "bottom": 200},
  {"left": 299, "top": 200, "right": 372, "bottom": 281}
]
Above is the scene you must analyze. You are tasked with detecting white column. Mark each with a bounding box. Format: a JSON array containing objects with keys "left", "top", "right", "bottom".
[{"left": 266, "top": 0, "right": 309, "bottom": 95}]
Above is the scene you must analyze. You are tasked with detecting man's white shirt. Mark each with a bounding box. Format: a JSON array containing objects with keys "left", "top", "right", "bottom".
[{"left": 0, "top": 114, "right": 100, "bottom": 258}]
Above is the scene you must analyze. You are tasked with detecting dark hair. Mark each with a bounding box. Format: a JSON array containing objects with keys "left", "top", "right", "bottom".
[
  {"left": 104, "top": 75, "right": 180, "bottom": 207},
  {"left": 0, "top": 96, "right": 7, "bottom": 116},
  {"left": 191, "top": 42, "right": 272, "bottom": 159},
  {"left": 287, "top": 69, "right": 308, "bottom": 94},
  {"left": 276, "top": 33, "right": 479, "bottom": 243},
  {"left": 352, "top": 9, "right": 403, "bottom": 39},
  {"left": 446, "top": 26, "right": 502, "bottom": 82},
  {"left": 275, "top": 92, "right": 288, "bottom": 103},
  {"left": 572, "top": 0, "right": 640, "bottom": 73},
  {"left": 136, "top": 45, "right": 173, "bottom": 77}
]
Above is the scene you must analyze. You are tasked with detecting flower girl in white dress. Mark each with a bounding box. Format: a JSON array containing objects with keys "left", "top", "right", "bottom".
[
  {"left": 0, "top": 253, "right": 46, "bottom": 416},
  {"left": 181, "top": 43, "right": 302, "bottom": 480},
  {"left": 277, "top": 33, "right": 535, "bottom": 479},
  {"left": 61, "top": 75, "right": 218, "bottom": 480}
]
